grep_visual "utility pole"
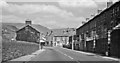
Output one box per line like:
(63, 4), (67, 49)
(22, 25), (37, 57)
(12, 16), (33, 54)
(72, 29), (76, 50)
(72, 35), (74, 50)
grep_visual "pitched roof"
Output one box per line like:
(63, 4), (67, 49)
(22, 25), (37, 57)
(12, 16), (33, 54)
(2, 23), (51, 35)
(17, 24), (51, 35)
(19, 25), (40, 31)
(52, 28), (76, 37)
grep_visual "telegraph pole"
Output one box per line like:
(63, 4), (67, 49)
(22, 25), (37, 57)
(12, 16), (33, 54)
(72, 29), (76, 50)
(72, 35), (74, 50)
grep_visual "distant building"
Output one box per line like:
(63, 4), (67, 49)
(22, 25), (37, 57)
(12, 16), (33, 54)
(52, 28), (76, 47)
(45, 31), (54, 46)
(16, 20), (41, 43)
(53, 35), (69, 46)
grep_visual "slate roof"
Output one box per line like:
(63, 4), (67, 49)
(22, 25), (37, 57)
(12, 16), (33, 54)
(16, 25), (41, 33)
(10, 23), (51, 35)
(52, 28), (76, 37)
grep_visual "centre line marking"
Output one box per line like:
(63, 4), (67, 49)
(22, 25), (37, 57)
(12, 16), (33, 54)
(64, 54), (67, 56)
(56, 49), (74, 60)
(68, 56), (74, 59)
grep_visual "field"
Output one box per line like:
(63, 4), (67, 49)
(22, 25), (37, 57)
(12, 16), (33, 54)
(2, 39), (39, 62)
(1, 23), (43, 62)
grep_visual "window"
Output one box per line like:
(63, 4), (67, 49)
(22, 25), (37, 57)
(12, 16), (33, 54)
(117, 7), (119, 12)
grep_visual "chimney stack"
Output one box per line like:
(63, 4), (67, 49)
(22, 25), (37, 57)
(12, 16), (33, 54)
(86, 18), (90, 21)
(97, 9), (102, 14)
(25, 19), (32, 25)
(107, 0), (113, 8)
(82, 21), (86, 24)
(91, 14), (95, 17)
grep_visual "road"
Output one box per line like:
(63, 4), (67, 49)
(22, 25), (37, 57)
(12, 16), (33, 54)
(30, 46), (119, 63)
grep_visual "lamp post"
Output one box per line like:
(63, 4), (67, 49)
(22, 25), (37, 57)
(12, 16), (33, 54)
(72, 35), (74, 50)
(72, 29), (76, 50)
(63, 28), (76, 50)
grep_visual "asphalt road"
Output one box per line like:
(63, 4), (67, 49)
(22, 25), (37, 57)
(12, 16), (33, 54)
(30, 46), (119, 63)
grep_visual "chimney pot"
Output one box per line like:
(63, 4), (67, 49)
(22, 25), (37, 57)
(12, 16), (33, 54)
(97, 9), (102, 14)
(25, 19), (32, 25)
(107, 0), (113, 8)
(82, 21), (86, 24)
(86, 18), (89, 21)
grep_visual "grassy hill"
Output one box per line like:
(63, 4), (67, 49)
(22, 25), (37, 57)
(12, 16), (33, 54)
(2, 23), (51, 35)
(2, 23), (18, 40)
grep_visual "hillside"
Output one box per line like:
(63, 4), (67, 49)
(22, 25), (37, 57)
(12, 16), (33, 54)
(1, 23), (18, 40)
(2, 23), (51, 35)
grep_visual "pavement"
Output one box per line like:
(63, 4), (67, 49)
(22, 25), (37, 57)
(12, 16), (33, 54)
(10, 49), (45, 61)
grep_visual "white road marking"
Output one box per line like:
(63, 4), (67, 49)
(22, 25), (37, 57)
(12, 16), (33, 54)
(64, 54), (67, 56)
(56, 49), (74, 60)
(68, 56), (74, 59)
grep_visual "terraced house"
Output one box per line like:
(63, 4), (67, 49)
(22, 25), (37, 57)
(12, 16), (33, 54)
(76, 1), (120, 58)
(16, 20), (40, 43)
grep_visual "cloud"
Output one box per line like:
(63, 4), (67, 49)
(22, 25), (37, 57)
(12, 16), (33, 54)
(93, 0), (119, 3)
(6, 0), (58, 2)
(3, 4), (74, 18)
(2, 2), (86, 29)
(32, 15), (85, 29)
(5, 0), (119, 3)
(0, 12), (1, 22)
(0, 0), (8, 15)
(58, 0), (98, 8)
(0, 0), (9, 7)
(2, 15), (24, 23)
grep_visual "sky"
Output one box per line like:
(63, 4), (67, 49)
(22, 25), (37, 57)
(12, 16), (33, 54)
(0, 0), (119, 29)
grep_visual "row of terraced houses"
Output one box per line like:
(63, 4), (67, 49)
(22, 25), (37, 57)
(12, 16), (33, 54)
(68, 1), (120, 58)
